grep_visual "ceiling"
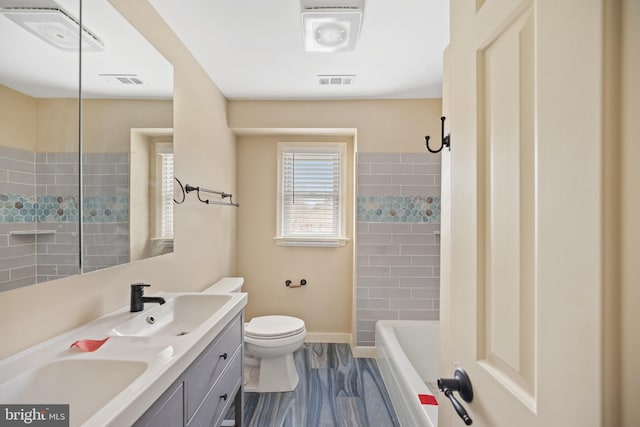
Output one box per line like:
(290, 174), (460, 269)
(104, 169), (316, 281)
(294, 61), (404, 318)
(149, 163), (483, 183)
(0, 0), (449, 101)
(0, 0), (172, 99)
(150, 0), (450, 100)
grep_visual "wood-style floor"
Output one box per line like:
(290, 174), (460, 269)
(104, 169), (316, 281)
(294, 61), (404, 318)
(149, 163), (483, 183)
(242, 343), (400, 427)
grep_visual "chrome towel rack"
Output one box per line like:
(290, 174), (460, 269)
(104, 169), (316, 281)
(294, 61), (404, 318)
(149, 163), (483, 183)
(184, 184), (240, 207)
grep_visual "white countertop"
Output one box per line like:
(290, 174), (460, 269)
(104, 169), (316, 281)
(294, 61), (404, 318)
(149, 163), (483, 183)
(0, 291), (247, 427)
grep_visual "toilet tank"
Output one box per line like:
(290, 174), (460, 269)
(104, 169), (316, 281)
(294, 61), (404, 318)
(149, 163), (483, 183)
(202, 277), (244, 294)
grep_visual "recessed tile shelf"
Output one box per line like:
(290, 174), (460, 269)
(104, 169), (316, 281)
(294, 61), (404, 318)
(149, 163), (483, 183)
(9, 230), (56, 236)
(434, 231), (440, 235)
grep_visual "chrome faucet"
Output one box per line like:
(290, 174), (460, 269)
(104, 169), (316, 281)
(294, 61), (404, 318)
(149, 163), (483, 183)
(130, 283), (166, 312)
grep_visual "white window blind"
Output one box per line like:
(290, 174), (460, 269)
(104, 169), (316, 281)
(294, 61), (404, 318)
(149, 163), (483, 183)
(277, 143), (346, 246)
(156, 144), (173, 239)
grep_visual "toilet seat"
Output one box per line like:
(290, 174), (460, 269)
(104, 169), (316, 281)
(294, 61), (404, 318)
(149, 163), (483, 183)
(245, 315), (305, 340)
(244, 330), (306, 349)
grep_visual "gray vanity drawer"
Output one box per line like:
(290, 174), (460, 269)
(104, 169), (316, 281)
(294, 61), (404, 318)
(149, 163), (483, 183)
(187, 348), (242, 427)
(184, 315), (242, 422)
(133, 381), (184, 427)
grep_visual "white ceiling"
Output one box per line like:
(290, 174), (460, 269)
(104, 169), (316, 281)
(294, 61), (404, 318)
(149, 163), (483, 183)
(150, 0), (449, 100)
(0, 0), (448, 101)
(0, 0), (172, 99)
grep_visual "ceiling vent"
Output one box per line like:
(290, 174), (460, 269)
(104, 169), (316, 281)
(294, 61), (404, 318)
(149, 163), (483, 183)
(0, 7), (104, 52)
(99, 74), (144, 86)
(301, 0), (365, 52)
(318, 74), (356, 85)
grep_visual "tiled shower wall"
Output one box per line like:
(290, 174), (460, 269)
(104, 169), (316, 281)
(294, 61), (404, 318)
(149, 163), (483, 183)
(82, 153), (129, 273)
(356, 152), (441, 347)
(0, 145), (129, 291)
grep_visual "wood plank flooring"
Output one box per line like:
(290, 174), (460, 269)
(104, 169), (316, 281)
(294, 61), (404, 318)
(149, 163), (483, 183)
(243, 343), (400, 427)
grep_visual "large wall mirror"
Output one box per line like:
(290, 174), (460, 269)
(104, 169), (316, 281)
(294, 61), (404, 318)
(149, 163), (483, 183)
(0, 0), (174, 292)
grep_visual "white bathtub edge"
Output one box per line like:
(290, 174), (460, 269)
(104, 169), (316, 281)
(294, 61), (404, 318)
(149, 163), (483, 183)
(375, 320), (439, 427)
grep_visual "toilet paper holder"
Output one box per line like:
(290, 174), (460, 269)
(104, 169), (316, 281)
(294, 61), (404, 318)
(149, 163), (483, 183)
(285, 279), (307, 287)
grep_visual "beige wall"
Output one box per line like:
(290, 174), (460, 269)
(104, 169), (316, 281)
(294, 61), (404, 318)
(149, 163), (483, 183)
(228, 99), (442, 153)
(0, 0), (236, 359)
(237, 134), (354, 336)
(0, 85), (37, 151)
(0, 84), (171, 153)
(231, 99), (442, 339)
(81, 99), (172, 153)
(35, 98), (79, 152)
(129, 131), (153, 261)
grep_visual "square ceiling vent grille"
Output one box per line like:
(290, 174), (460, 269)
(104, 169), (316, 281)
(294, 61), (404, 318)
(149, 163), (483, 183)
(318, 74), (356, 85)
(99, 74), (144, 85)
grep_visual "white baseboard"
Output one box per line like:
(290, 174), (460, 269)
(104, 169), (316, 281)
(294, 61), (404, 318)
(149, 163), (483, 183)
(304, 332), (352, 344)
(351, 346), (377, 359)
(303, 334), (377, 359)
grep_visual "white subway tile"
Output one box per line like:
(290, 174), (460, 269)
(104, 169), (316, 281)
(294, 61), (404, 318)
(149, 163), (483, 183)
(357, 320), (377, 331)
(358, 184), (402, 196)
(357, 255), (369, 266)
(410, 288), (440, 299)
(357, 277), (400, 287)
(401, 245), (440, 256)
(358, 175), (393, 185)
(357, 309), (399, 320)
(358, 153), (402, 163)
(393, 234), (433, 244)
(369, 255), (413, 266)
(357, 288), (370, 299)
(413, 163), (442, 174)
(368, 223), (412, 234)
(389, 299), (432, 309)
(392, 175), (435, 185)
(401, 153), (442, 164)
(411, 223), (440, 233)
(357, 298), (390, 309)
(400, 185), (441, 196)
(389, 266), (433, 277)
(358, 233), (393, 244)
(357, 163), (371, 174)
(358, 244), (400, 255)
(371, 163), (413, 175)
(368, 288), (412, 299)
(399, 277), (439, 288)
(357, 266), (390, 277)
(399, 310), (439, 320)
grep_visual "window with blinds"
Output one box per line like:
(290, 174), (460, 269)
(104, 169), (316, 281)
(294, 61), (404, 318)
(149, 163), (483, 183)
(155, 143), (173, 240)
(277, 143), (347, 246)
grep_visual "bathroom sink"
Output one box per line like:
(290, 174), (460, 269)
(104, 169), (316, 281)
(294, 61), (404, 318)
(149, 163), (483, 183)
(111, 294), (232, 337)
(0, 359), (147, 426)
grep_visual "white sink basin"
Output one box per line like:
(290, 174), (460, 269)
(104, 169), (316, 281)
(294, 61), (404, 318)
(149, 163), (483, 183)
(0, 359), (147, 426)
(111, 294), (232, 337)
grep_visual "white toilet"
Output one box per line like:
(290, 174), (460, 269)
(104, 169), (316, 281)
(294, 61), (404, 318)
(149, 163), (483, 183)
(203, 278), (306, 393)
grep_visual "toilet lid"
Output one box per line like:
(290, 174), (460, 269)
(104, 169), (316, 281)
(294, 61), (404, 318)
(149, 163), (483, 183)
(245, 315), (305, 339)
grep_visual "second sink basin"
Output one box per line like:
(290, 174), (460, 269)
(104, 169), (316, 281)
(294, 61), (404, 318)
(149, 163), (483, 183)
(111, 294), (232, 337)
(0, 359), (148, 426)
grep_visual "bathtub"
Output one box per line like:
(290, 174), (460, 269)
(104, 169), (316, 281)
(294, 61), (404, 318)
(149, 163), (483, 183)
(376, 320), (439, 427)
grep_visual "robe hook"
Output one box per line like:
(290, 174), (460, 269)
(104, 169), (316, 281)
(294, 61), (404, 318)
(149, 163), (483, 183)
(425, 116), (451, 153)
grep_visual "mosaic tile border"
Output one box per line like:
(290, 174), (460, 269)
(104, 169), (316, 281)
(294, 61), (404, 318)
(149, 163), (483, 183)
(357, 195), (440, 223)
(0, 194), (128, 223)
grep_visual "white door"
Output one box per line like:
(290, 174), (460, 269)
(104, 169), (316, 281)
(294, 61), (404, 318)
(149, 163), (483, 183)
(441, 0), (607, 426)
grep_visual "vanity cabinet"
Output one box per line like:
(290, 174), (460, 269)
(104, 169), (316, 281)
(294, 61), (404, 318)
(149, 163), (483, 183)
(134, 314), (243, 427)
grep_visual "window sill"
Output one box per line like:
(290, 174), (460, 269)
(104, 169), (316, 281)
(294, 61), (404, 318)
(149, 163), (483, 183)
(273, 237), (349, 247)
(151, 237), (174, 249)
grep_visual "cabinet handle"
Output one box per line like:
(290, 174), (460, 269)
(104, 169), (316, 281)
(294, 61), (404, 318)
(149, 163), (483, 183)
(220, 393), (228, 401)
(219, 352), (227, 360)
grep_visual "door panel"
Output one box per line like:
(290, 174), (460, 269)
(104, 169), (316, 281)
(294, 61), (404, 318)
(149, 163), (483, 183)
(476, 6), (535, 406)
(442, 0), (606, 425)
